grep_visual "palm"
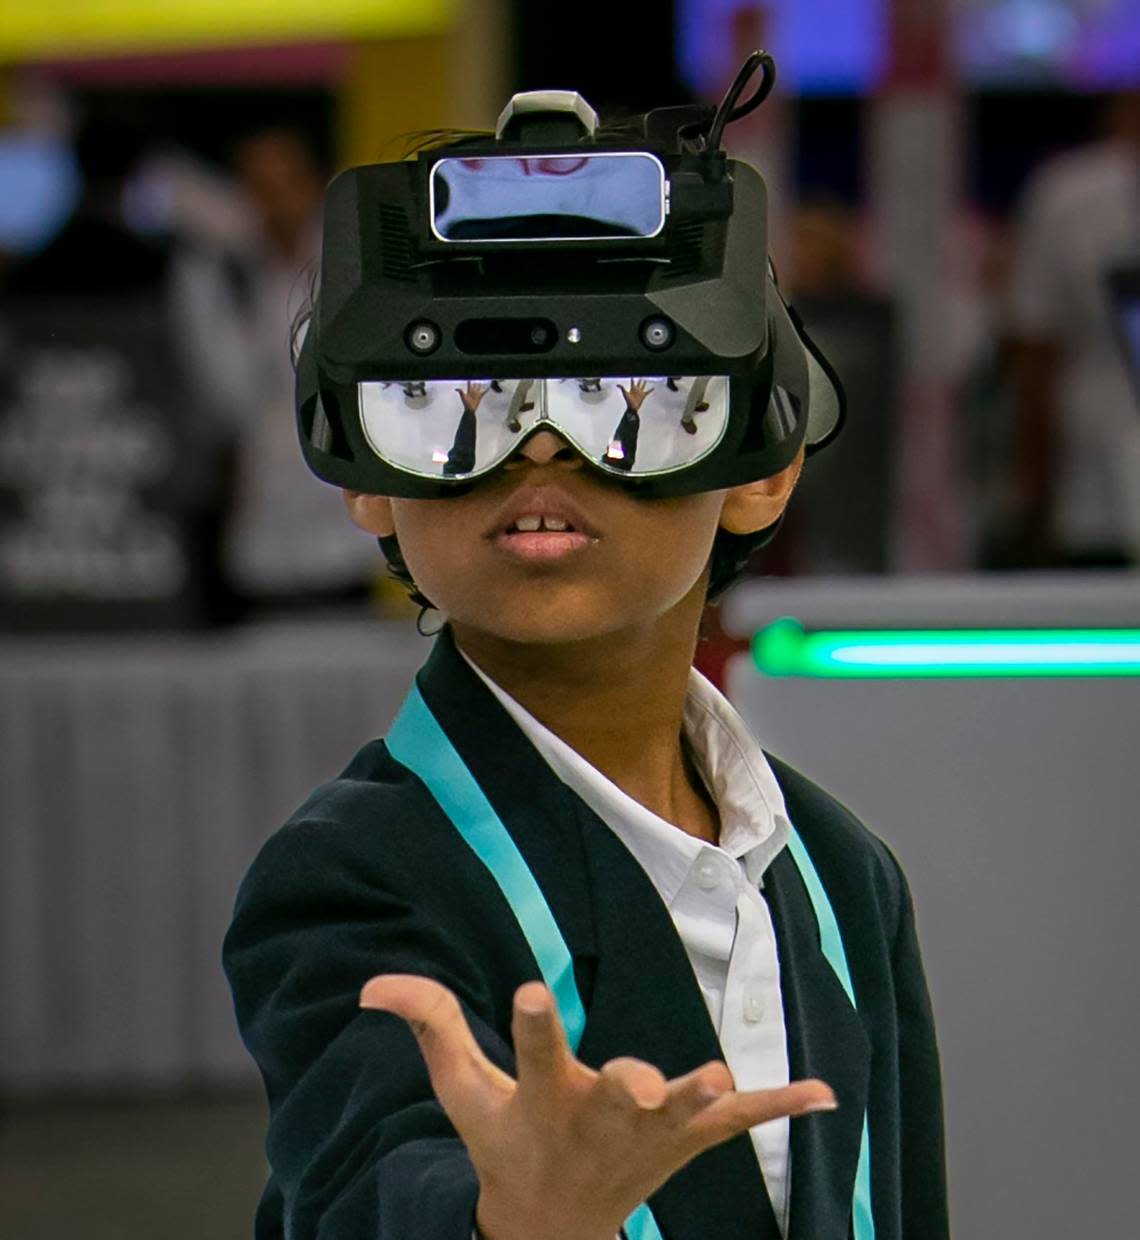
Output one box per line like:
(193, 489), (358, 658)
(458, 381), (489, 414)
(618, 379), (653, 412)
(360, 974), (834, 1240)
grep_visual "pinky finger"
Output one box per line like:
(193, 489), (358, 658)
(684, 1079), (837, 1151)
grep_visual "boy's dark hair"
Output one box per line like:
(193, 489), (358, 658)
(294, 124), (785, 616)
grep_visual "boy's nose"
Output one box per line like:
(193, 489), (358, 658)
(506, 428), (583, 470)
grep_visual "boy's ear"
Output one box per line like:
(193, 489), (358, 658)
(718, 445), (804, 535)
(343, 490), (396, 537)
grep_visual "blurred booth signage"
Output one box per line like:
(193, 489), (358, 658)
(0, 0), (454, 59)
(0, 301), (222, 629)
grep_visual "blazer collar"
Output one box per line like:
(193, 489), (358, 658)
(765, 836), (872, 1240)
(575, 807), (785, 1240)
(414, 623), (597, 961)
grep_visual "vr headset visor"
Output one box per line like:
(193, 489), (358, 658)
(295, 53), (845, 500)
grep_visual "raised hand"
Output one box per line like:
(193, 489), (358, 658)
(360, 974), (836, 1240)
(617, 378), (654, 412)
(457, 381), (490, 414)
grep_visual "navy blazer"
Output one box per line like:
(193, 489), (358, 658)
(224, 625), (948, 1239)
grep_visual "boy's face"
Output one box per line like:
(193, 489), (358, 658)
(345, 430), (802, 644)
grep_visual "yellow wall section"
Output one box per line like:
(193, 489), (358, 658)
(339, 0), (508, 169)
(340, 37), (453, 169)
(0, 2), (455, 60)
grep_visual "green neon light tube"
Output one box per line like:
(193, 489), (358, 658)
(752, 618), (1140, 679)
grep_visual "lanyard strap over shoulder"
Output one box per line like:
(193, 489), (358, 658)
(386, 682), (587, 1050)
(387, 681), (874, 1240)
(783, 835), (875, 1240)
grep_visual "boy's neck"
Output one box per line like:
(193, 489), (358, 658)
(450, 605), (721, 844)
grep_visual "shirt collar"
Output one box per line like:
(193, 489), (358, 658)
(457, 650), (790, 905)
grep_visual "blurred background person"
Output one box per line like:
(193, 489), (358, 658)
(171, 125), (378, 613)
(952, 214), (1022, 569)
(771, 196), (898, 576)
(1007, 88), (1140, 569)
(0, 105), (235, 626)
(3, 109), (169, 297)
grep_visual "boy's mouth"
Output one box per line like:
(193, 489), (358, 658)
(484, 486), (602, 541)
(493, 527), (594, 561)
(505, 514), (574, 533)
(486, 486), (601, 562)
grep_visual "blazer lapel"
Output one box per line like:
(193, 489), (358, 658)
(575, 810), (784, 1240)
(414, 625), (597, 963)
(765, 847), (871, 1240)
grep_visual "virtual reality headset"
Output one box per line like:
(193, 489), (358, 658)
(295, 52), (845, 500)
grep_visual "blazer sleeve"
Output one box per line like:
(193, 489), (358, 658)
(887, 852), (951, 1240)
(223, 816), (515, 1240)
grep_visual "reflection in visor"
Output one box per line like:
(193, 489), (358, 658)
(357, 376), (732, 480)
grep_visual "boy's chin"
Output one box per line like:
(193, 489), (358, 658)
(454, 611), (630, 647)
(448, 585), (702, 649)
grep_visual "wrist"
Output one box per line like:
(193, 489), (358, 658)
(474, 1224), (621, 1240)
(475, 1194), (617, 1240)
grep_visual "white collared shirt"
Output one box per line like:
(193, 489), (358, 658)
(461, 652), (794, 1233)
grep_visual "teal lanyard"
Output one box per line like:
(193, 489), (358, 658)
(387, 682), (874, 1240)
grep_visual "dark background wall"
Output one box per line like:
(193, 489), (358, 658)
(509, 0), (694, 114)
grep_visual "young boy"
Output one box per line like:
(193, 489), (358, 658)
(223, 62), (948, 1240)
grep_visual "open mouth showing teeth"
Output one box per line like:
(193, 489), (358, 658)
(507, 516), (575, 533)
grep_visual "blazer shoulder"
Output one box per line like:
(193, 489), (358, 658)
(292, 736), (417, 829)
(229, 738), (446, 916)
(223, 735), (529, 1008)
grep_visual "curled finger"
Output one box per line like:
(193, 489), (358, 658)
(594, 1056), (669, 1114)
(511, 982), (575, 1114)
(659, 1059), (735, 1128)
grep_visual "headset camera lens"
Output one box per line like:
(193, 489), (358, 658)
(640, 316), (674, 351)
(406, 321), (441, 355)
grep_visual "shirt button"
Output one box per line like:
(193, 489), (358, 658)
(695, 856), (722, 890)
(742, 990), (764, 1023)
